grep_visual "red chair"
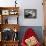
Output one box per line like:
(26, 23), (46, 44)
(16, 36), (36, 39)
(21, 28), (41, 46)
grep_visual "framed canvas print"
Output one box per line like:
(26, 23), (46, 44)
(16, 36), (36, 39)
(2, 10), (9, 15)
(24, 9), (37, 18)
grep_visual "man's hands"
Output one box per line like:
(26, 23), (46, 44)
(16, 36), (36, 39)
(25, 36), (38, 46)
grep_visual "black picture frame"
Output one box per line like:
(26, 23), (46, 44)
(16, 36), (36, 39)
(24, 9), (37, 18)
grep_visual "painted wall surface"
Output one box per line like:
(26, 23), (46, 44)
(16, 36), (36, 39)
(19, 0), (44, 26)
(0, 0), (44, 26)
(0, 0), (15, 7)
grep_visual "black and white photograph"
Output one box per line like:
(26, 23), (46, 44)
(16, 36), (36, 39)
(24, 9), (37, 18)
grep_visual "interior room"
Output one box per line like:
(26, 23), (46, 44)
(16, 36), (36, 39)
(0, 0), (45, 46)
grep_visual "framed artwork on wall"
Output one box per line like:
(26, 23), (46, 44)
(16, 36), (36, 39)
(24, 9), (37, 18)
(2, 10), (9, 15)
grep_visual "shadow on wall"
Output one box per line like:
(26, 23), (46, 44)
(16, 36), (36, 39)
(18, 26), (44, 44)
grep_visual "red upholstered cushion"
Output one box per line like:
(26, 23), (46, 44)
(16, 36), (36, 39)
(24, 28), (36, 39)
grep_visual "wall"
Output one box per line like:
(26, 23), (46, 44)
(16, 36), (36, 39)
(19, 0), (44, 26)
(0, 0), (44, 26)
(0, 0), (15, 7)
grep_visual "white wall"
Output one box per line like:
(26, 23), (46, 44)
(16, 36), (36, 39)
(0, 0), (44, 26)
(0, 0), (15, 7)
(19, 0), (44, 26)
